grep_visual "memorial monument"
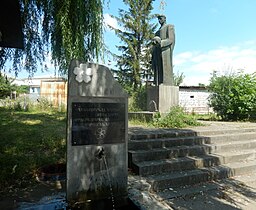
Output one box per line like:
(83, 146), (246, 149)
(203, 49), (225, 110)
(147, 15), (179, 113)
(66, 60), (128, 209)
(152, 14), (175, 85)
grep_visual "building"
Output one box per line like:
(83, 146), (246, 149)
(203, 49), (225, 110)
(179, 86), (213, 114)
(13, 76), (67, 106)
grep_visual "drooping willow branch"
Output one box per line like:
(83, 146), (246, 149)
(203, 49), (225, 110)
(0, 0), (104, 76)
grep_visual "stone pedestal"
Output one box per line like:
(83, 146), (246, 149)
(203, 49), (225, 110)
(66, 60), (128, 209)
(147, 85), (179, 114)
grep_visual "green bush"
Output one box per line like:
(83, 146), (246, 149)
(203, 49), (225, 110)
(209, 71), (256, 121)
(152, 106), (202, 128)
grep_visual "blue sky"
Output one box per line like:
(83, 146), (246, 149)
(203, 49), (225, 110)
(104, 0), (256, 85)
(14, 0), (256, 86)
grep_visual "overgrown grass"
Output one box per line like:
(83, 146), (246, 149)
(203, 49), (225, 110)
(152, 106), (203, 128)
(0, 107), (66, 190)
(129, 106), (203, 128)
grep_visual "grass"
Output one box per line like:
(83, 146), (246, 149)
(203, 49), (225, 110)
(0, 107), (66, 190)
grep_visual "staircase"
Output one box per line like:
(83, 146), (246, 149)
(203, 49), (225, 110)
(128, 125), (256, 196)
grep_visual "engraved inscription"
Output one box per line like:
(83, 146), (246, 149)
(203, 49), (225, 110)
(72, 102), (125, 145)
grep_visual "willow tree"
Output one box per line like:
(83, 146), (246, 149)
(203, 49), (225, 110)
(0, 0), (104, 76)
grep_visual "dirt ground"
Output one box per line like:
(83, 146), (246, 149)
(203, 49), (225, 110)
(0, 180), (65, 210)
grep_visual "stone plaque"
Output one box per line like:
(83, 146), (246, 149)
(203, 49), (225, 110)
(72, 102), (125, 145)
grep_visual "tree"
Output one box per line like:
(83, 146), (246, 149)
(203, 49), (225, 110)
(173, 71), (185, 86)
(0, 0), (104, 76)
(0, 73), (29, 98)
(208, 71), (256, 121)
(110, 0), (157, 93)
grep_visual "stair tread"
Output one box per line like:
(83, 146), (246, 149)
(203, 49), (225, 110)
(233, 171), (256, 184)
(196, 128), (256, 135)
(208, 139), (256, 146)
(147, 159), (256, 181)
(224, 158), (256, 169)
(214, 148), (256, 157)
(201, 128), (256, 137)
(147, 168), (209, 181)
(133, 155), (219, 167)
(129, 144), (209, 153)
(129, 135), (206, 142)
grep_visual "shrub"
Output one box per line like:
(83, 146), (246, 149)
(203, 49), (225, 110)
(209, 71), (256, 121)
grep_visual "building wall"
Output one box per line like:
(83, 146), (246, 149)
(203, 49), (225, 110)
(179, 87), (213, 114)
(40, 80), (67, 107)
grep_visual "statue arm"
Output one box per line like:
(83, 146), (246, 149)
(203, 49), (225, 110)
(153, 36), (161, 45)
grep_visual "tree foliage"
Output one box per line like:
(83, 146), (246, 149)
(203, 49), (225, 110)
(0, 0), (104, 76)
(173, 71), (185, 86)
(0, 73), (13, 98)
(110, 0), (157, 93)
(0, 73), (28, 98)
(208, 71), (256, 121)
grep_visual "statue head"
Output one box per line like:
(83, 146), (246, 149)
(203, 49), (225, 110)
(157, 14), (166, 25)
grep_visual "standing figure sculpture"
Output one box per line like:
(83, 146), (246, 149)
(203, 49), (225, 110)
(152, 15), (175, 86)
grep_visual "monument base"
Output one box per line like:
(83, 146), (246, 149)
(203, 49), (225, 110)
(147, 85), (179, 114)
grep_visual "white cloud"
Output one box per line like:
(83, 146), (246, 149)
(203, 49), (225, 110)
(103, 13), (118, 31)
(174, 41), (256, 86)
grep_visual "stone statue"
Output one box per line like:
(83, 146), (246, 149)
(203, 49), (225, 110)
(152, 14), (175, 86)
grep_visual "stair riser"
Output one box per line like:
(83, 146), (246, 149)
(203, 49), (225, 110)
(136, 157), (222, 176)
(220, 152), (256, 164)
(151, 169), (234, 191)
(128, 137), (207, 150)
(129, 147), (211, 163)
(197, 128), (256, 136)
(207, 133), (256, 144)
(150, 164), (256, 191)
(232, 165), (256, 176)
(133, 152), (256, 176)
(129, 132), (197, 141)
(210, 141), (256, 153)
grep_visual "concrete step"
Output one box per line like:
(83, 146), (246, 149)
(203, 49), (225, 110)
(128, 124), (256, 197)
(128, 136), (208, 151)
(147, 159), (256, 191)
(196, 127), (256, 136)
(147, 166), (233, 191)
(128, 145), (211, 165)
(155, 180), (221, 200)
(209, 139), (256, 153)
(132, 150), (256, 176)
(129, 129), (197, 140)
(214, 149), (256, 164)
(233, 171), (256, 188)
(224, 159), (256, 176)
(132, 155), (221, 176)
(155, 177), (256, 200)
(205, 132), (256, 144)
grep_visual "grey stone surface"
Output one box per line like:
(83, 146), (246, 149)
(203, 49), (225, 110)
(147, 84), (179, 113)
(66, 60), (128, 209)
(127, 121), (256, 210)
